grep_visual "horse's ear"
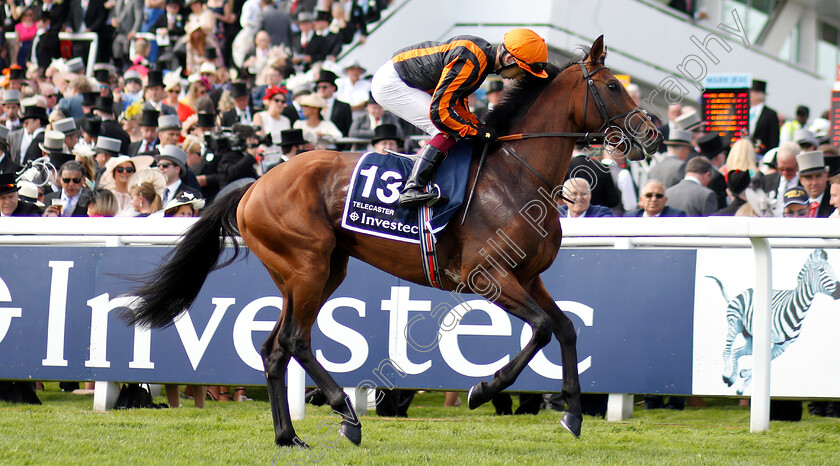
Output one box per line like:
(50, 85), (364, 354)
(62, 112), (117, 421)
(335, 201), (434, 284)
(589, 35), (605, 65)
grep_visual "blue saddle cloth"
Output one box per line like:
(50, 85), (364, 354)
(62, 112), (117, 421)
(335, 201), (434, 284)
(341, 140), (473, 243)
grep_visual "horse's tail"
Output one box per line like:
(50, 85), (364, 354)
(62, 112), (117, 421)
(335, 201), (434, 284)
(706, 275), (729, 303)
(122, 183), (253, 328)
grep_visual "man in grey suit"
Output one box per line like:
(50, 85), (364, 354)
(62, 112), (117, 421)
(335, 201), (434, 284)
(111, 0), (143, 63)
(348, 95), (404, 151)
(665, 156), (717, 216)
(647, 129), (692, 188)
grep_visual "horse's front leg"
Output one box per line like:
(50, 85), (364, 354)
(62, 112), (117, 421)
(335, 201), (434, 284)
(527, 277), (582, 437)
(465, 277), (554, 412)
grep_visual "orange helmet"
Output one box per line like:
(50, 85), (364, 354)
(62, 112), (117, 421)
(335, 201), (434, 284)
(503, 29), (549, 78)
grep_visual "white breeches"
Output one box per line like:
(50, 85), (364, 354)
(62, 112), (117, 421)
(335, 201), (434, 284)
(370, 61), (439, 136)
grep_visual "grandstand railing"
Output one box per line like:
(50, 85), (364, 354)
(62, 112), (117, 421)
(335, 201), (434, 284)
(2, 216), (837, 432)
(5, 32), (100, 77)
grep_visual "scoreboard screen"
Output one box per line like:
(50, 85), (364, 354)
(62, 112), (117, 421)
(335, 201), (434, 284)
(830, 90), (840, 148)
(701, 88), (749, 145)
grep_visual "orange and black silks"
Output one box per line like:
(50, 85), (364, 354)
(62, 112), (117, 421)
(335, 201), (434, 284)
(392, 36), (497, 139)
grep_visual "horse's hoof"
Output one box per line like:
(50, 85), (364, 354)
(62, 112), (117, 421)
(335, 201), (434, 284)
(340, 421), (362, 446)
(722, 375), (733, 387)
(276, 435), (308, 448)
(467, 382), (489, 410)
(560, 412), (582, 439)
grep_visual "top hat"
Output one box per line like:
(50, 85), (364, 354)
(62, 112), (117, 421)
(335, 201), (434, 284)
(0, 172), (19, 196)
(94, 95), (116, 114)
(726, 170), (750, 195)
(794, 129), (818, 148)
(697, 132), (726, 158)
(751, 79), (767, 94)
(82, 92), (99, 107)
(147, 70), (165, 88)
(487, 80), (504, 94)
(783, 186), (809, 207)
(367, 91), (378, 105)
(39, 130), (66, 153)
(156, 145), (188, 173)
(297, 11), (315, 22)
(279, 129), (308, 147)
(7, 66), (23, 81)
(123, 70), (143, 84)
(663, 129), (693, 146)
(20, 105), (48, 124)
(199, 61), (217, 75)
(371, 124), (402, 145)
(675, 110), (703, 131)
(2, 89), (20, 104)
(66, 57), (85, 74)
(315, 10), (331, 22)
(796, 150), (828, 176)
(205, 47), (219, 61)
(49, 152), (75, 168)
(139, 109), (160, 127)
(95, 136), (122, 155)
(825, 155), (840, 178)
(93, 64), (112, 84)
(80, 115), (102, 136)
(158, 114), (181, 132)
(231, 81), (249, 98)
(343, 60), (366, 74)
(314, 69), (338, 87)
(53, 117), (77, 135)
(196, 112), (215, 128)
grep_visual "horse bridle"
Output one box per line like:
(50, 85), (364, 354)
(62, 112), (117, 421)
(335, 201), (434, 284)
(461, 61), (657, 223)
(494, 61), (655, 191)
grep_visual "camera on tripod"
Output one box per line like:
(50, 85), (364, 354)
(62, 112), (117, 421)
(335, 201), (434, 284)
(204, 124), (273, 156)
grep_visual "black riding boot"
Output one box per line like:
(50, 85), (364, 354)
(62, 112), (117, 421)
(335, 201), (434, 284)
(399, 144), (447, 208)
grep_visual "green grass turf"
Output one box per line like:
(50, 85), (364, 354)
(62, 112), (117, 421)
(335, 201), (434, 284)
(1, 384), (839, 465)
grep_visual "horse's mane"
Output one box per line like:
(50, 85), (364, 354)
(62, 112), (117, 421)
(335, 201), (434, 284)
(485, 47), (594, 136)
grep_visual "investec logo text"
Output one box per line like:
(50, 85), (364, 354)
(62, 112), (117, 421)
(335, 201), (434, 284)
(0, 261), (593, 378)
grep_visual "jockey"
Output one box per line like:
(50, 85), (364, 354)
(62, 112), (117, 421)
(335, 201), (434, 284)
(370, 28), (549, 208)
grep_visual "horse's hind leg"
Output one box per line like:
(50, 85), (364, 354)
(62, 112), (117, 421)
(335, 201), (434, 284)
(529, 278), (583, 438)
(260, 301), (300, 447)
(285, 251), (362, 445)
(260, 274), (299, 447)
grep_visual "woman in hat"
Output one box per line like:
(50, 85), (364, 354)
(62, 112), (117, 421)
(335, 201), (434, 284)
(163, 190), (205, 217)
(292, 93), (342, 150)
(103, 155), (139, 216)
(370, 28), (550, 208)
(253, 86), (290, 145)
(177, 21), (221, 75)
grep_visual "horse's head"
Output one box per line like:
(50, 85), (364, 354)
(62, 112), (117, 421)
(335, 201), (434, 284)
(805, 249), (840, 299)
(572, 36), (662, 161)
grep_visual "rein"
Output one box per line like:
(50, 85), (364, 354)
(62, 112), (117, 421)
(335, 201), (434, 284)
(459, 61), (656, 223)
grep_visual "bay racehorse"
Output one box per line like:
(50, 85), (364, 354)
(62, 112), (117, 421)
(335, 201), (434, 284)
(125, 36), (662, 447)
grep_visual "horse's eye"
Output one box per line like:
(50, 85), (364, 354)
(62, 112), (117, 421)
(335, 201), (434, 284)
(607, 82), (618, 90)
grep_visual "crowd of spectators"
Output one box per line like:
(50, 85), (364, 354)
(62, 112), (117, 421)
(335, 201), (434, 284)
(0, 1), (837, 416)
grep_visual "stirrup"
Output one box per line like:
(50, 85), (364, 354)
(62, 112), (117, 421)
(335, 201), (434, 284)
(399, 184), (448, 208)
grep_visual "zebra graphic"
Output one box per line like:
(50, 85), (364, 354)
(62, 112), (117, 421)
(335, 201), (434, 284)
(708, 249), (840, 395)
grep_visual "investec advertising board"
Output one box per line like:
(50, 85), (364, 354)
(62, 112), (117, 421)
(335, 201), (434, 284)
(0, 247), (697, 394)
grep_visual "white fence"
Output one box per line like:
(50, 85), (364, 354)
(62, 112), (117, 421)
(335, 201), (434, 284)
(2, 216), (838, 431)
